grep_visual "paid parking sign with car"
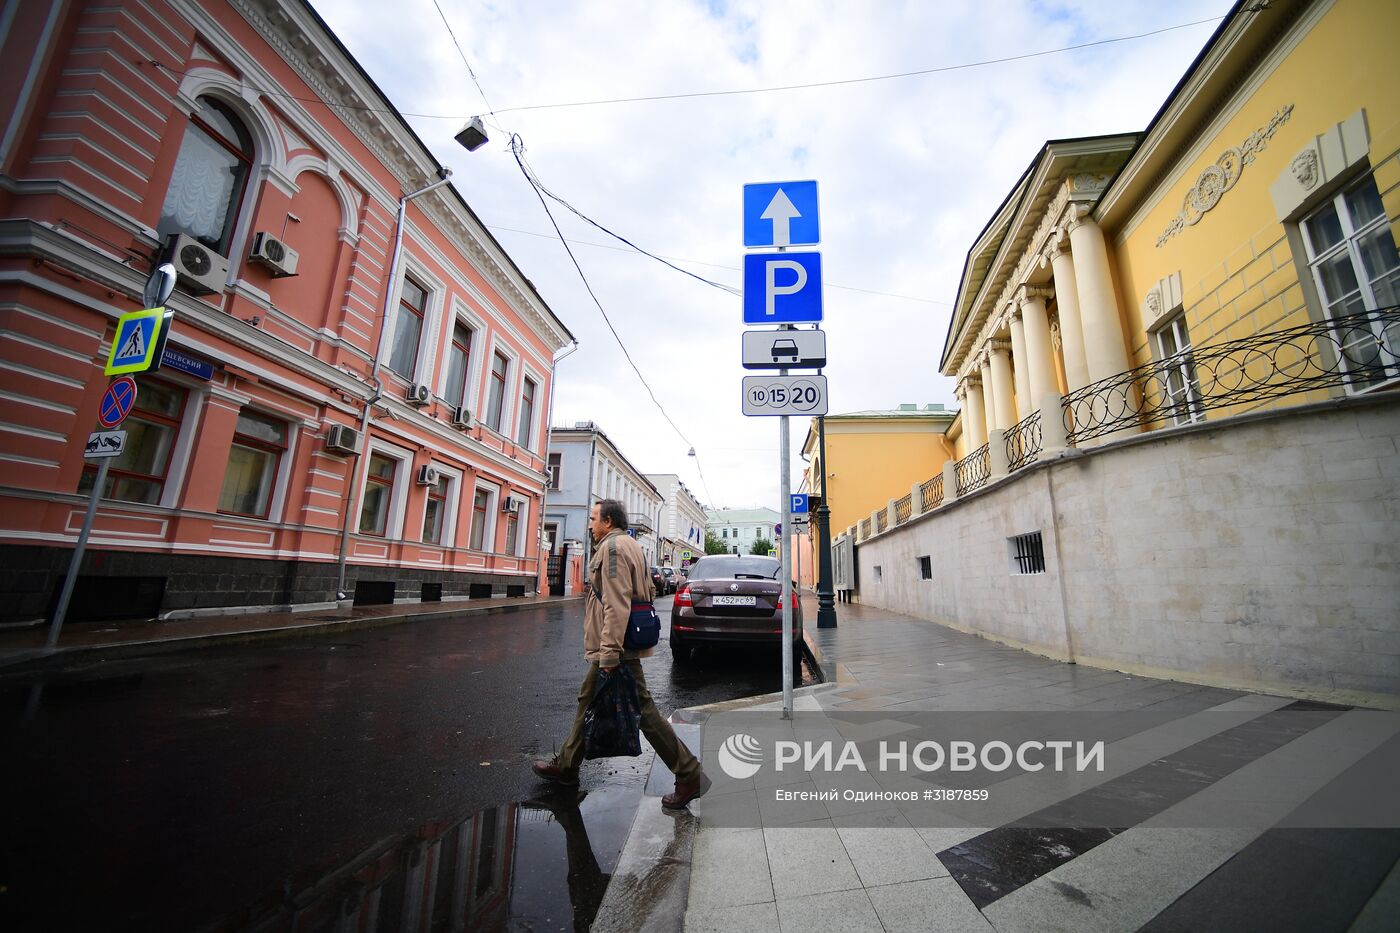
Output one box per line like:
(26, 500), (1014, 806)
(742, 329), (826, 370)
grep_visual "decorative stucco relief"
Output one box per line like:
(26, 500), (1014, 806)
(1156, 104), (1294, 247)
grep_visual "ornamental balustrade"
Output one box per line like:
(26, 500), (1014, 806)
(919, 474), (944, 512)
(955, 443), (991, 496)
(895, 494), (912, 524)
(859, 305), (1397, 542)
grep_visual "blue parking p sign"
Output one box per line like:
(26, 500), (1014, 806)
(743, 252), (822, 325)
(790, 494), (809, 515)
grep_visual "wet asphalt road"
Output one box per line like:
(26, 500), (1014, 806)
(0, 596), (814, 932)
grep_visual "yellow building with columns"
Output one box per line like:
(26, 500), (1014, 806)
(943, 0), (1399, 456)
(797, 405), (957, 586)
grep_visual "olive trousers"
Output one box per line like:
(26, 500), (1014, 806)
(554, 659), (702, 781)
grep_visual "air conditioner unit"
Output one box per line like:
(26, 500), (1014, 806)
(404, 383), (431, 406)
(325, 424), (360, 455)
(501, 496), (522, 514)
(451, 406), (474, 429)
(416, 464), (441, 486)
(249, 231), (299, 277)
(165, 232), (229, 295)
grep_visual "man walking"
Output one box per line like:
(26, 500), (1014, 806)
(533, 499), (710, 809)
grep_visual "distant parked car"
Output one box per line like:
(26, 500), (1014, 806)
(650, 566), (666, 598)
(660, 567), (677, 593)
(669, 554), (802, 662)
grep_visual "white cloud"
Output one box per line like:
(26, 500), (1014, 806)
(310, 0), (1234, 508)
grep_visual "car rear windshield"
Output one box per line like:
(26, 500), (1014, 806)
(686, 557), (780, 580)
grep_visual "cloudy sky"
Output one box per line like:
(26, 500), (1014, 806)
(311, 0), (1235, 510)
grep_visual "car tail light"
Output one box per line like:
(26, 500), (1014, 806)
(675, 584), (693, 609)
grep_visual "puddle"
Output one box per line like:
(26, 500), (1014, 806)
(212, 783), (641, 933)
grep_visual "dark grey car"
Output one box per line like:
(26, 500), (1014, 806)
(670, 555), (801, 660)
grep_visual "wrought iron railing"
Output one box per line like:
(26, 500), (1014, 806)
(920, 474), (944, 512)
(875, 509), (888, 534)
(860, 517), (871, 539)
(1064, 305), (1400, 444)
(1005, 410), (1042, 472)
(955, 443), (990, 495)
(895, 494), (912, 525)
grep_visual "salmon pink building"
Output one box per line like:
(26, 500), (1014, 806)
(0, 0), (574, 623)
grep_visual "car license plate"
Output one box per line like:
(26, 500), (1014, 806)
(712, 595), (756, 606)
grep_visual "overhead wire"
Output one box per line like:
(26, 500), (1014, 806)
(141, 12), (1232, 122)
(508, 133), (718, 507)
(482, 221), (951, 306)
(491, 16), (1228, 114)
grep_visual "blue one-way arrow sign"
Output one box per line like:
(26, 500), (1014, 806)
(744, 180), (819, 248)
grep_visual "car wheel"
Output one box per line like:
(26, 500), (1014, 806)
(669, 631), (691, 662)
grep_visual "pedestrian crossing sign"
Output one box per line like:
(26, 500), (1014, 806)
(105, 307), (166, 375)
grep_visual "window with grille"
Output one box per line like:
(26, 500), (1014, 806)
(1008, 532), (1046, 575)
(1301, 172), (1400, 391)
(918, 555), (933, 580)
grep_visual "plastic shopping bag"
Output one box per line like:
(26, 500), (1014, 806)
(583, 664), (643, 759)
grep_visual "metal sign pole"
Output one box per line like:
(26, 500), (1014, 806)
(48, 456), (110, 648)
(779, 328), (794, 719)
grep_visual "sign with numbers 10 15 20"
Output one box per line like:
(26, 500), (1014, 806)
(741, 374), (828, 417)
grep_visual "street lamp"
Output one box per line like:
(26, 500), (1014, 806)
(454, 116), (489, 152)
(815, 413), (837, 627)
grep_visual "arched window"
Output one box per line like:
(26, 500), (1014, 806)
(158, 96), (254, 254)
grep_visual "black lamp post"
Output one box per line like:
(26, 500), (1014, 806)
(815, 413), (837, 628)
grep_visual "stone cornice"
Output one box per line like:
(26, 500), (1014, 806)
(954, 172), (1110, 382)
(228, 0), (573, 352)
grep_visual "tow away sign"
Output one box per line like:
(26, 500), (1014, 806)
(84, 430), (127, 459)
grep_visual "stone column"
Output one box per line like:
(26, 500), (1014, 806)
(1067, 209), (1132, 384)
(1018, 285), (1059, 406)
(1008, 311), (1032, 421)
(1048, 236), (1090, 391)
(960, 378), (986, 451)
(988, 339), (1016, 429)
(978, 355), (997, 442)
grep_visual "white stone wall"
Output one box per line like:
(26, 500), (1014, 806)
(855, 395), (1400, 706)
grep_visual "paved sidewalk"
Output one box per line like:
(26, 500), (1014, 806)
(607, 596), (1400, 933)
(0, 593), (581, 671)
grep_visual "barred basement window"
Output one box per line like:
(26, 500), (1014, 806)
(918, 555), (933, 580)
(1008, 532), (1046, 575)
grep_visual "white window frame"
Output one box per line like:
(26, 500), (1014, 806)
(505, 494), (529, 557)
(220, 405), (298, 521)
(516, 363), (544, 451)
(436, 298), (486, 412)
(385, 255), (444, 386)
(482, 337), (518, 437)
(420, 461), (464, 547)
(359, 437), (413, 539)
(1151, 311), (1204, 426)
(1299, 173), (1400, 393)
(469, 478), (500, 552)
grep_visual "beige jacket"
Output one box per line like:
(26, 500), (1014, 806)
(585, 528), (654, 666)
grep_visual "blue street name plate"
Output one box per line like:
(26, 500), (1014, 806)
(742, 252), (823, 325)
(160, 348), (214, 380)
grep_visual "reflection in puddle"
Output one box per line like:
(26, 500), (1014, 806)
(219, 785), (634, 933)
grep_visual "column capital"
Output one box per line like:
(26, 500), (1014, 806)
(1018, 284), (1053, 305)
(1065, 202), (1096, 235)
(1045, 227), (1070, 261)
(989, 338), (1013, 354)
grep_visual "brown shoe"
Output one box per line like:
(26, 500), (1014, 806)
(662, 772), (712, 810)
(531, 759), (579, 786)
